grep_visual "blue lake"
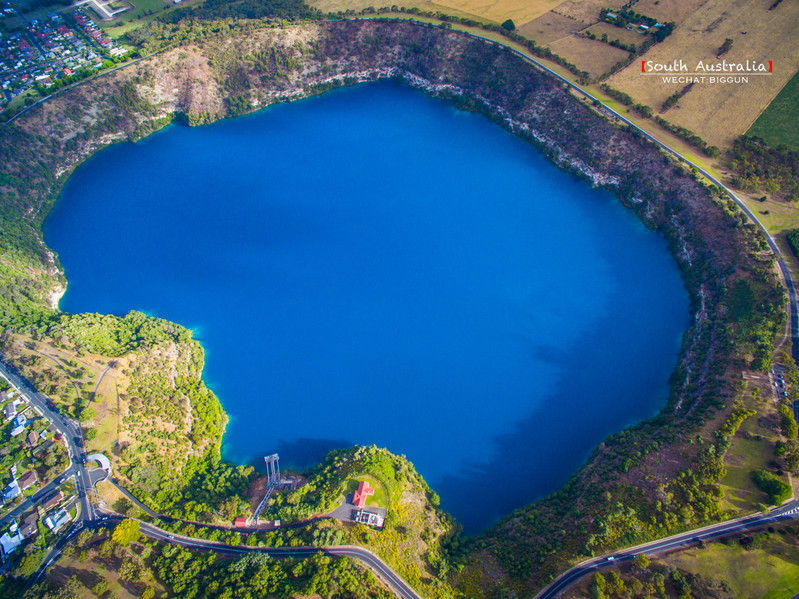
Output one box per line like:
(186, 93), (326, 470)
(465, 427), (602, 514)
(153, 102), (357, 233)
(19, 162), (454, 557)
(44, 81), (690, 532)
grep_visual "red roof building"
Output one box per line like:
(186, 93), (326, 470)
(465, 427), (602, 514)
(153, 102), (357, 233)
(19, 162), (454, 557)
(353, 480), (374, 508)
(18, 470), (38, 491)
(233, 517), (247, 527)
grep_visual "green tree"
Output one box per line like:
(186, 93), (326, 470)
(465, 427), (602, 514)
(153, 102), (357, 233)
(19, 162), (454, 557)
(92, 579), (109, 596)
(111, 519), (140, 546)
(633, 553), (650, 570)
(778, 404), (798, 438)
(607, 571), (626, 595)
(501, 19), (515, 31)
(14, 550), (45, 578)
(750, 469), (792, 505)
(717, 38), (734, 56)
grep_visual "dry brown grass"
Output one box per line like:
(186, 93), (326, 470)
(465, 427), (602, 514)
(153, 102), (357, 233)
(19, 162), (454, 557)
(308, 0), (559, 23)
(633, 0), (711, 25)
(96, 479), (129, 511)
(549, 34), (631, 77)
(552, 0), (625, 24)
(431, 0), (560, 23)
(308, 0), (490, 21)
(607, 0), (799, 148)
(517, 11), (583, 45)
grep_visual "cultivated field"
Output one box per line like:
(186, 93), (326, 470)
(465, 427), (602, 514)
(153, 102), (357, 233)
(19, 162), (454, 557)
(549, 35), (630, 77)
(632, 0), (710, 25)
(516, 12), (583, 45)
(747, 70), (799, 151)
(308, 0), (560, 23)
(551, 0), (624, 24)
(430, 0), (560, 25)
(607, 0), (799, 148)
(308, 0), (492, 21)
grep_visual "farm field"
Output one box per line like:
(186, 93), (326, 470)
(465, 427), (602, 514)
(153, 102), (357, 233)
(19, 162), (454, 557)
(549, 35), (630, 77)
(550, 0), (624, 24)
(632, 0), (709, 25)
(516, 12), (582, 45)
(747, 70), (799, 151)
(607, 0), (799, 149)
(429, 0), (560, 26)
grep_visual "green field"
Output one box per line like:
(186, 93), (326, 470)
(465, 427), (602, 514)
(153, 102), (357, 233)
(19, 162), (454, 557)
(719, 381), (789, 514)
(747, 70), (799, 151)
(667, 532), (799, 599)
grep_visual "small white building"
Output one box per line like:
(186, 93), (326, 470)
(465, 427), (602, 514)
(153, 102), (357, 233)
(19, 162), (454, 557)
(354, 510), (385, 528)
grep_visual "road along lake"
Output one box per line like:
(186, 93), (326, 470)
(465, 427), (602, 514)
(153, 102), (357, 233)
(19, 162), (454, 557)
(44, 80), (690, 532)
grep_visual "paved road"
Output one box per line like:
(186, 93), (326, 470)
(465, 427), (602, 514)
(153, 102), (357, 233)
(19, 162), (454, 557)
(62, 514), (423, 599)
(535, 500), (799, 598)
(134, 518), (421, 599)
(0, 359), (420, 599)
(0, 359), (94, 525)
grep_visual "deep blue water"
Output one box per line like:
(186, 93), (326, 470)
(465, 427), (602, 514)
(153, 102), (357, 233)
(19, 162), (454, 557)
(44, 81), (690, 533)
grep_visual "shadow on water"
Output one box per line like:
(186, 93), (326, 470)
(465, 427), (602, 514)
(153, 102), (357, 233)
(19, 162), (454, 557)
(435, 290), (687, 534)
(244, 437), (354, 472)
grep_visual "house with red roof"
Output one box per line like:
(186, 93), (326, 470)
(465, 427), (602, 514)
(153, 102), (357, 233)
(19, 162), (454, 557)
(352, 480), (374, 508)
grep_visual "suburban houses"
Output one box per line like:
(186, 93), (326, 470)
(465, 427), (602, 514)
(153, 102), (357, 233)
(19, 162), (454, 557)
(0, 382), (76, 565)
(0, 8), (128, 109)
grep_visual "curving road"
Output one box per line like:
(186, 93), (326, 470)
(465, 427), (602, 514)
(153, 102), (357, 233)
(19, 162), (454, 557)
(34, 512), (422, 599)
(535, 499), (799, 598)
(0, 358), (420, 599)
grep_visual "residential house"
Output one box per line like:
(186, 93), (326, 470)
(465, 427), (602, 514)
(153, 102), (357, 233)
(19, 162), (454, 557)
(44, 508), (70, 533)
(19, 521), (37, 538)
(0, 530), (23, 559)
(2, 480), (20, 503)
(2, 401), (16, 421)
(352, 480), (374, 508)
(18, 470), (37, 491)
(41, 491), (63, 512)
(10, 414), (27, 436)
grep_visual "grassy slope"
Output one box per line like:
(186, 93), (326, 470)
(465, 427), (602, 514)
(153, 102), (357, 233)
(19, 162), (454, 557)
(667, 531), (799, 599)
(719, 380), (790, 513)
